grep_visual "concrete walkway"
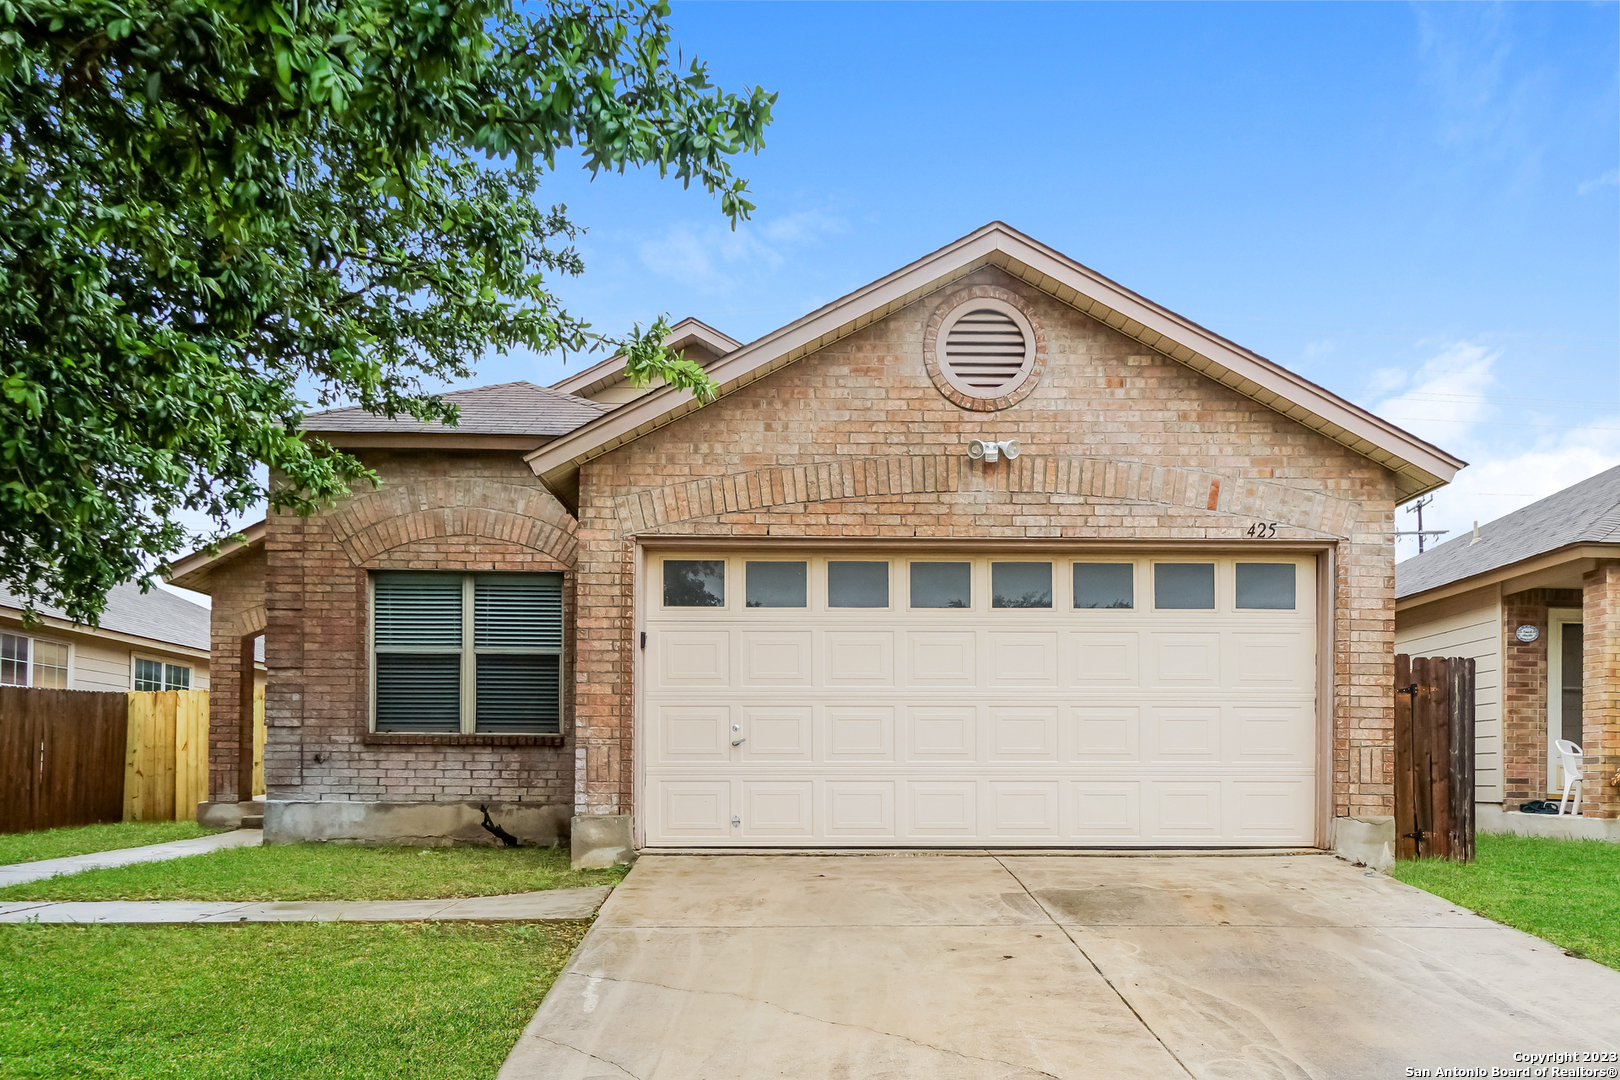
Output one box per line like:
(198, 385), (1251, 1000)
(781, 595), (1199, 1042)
(500, 853), (1620, 1080)
(0, 884), (611, 924)
(0, 828), (263, 887)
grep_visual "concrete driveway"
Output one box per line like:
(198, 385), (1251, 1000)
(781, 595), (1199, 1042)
(499, 853), (1620, 1080)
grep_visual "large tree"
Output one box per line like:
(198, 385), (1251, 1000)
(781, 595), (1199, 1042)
(0, 0), (771, 622)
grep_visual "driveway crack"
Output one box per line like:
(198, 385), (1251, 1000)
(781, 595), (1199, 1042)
(992, 855), (1197, 1079)
(531, 1033), (643, 1079)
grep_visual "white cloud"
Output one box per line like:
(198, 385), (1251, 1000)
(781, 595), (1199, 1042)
(1363, 342), (1500, 447)
(637, 209), (847, 293)
(1577, 167), (1620, 195)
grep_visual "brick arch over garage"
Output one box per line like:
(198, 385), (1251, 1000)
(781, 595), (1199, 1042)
(606, 453), (1361, 540)
(329, 478), (579, 567)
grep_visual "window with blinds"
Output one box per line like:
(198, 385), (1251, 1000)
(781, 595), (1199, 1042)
(371, 572), (563, 734)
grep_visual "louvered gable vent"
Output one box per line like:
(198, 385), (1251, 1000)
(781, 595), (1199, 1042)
(936, 298), (1037, 399)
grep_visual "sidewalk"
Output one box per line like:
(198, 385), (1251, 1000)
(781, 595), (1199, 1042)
(0, 829), (263, 887)
(0, 885), (611, 924)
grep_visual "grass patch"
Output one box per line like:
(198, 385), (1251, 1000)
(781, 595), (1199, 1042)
(0, 842), (626, 903)
(0, 921), (586, 1079)
(0, 821), (219, 867)
(1391, 832), (1620, 971)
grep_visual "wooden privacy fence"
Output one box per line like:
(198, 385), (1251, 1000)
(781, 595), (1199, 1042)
(0, 686), (128, 833)
(1394, 655), (1477, 862)
(124, 690), (210, 823)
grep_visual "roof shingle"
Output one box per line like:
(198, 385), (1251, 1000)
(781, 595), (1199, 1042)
(302, 380), (608, 436)
(1395, 464), (1620, 599)
(0, 580), (210, 651)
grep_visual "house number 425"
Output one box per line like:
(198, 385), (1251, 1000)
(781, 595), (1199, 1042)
(1245, 522), (1279, 539)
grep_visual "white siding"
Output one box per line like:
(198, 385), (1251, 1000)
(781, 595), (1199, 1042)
(73, 638), (136, 692)
(1396, 587), (1503, 804)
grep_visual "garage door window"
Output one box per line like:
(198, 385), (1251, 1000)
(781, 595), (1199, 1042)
(1236, 563), (1296, 610)
(1154, 563), (1215, 610)
(746, 562), (807, 608)
(372, 572), (563, 734)
(1073, 563), (1133, 609)
(991, 562), (1052, 608)
(664, 560), (726, 608)
(910, 562), (971, 609)
(828, 561), (889, 608)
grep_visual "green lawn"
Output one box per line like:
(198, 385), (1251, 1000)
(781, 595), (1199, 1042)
(0, 921), (585, 1080)
(0, 821), (220, 867)
(1391, 833), (1620, 971)
(0, 841), (625, 902)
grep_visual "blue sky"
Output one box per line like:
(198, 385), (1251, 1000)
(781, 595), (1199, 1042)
(180, 1), (1619, 581)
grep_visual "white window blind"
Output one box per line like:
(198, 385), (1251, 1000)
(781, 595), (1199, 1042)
(372, 572), (563, 734)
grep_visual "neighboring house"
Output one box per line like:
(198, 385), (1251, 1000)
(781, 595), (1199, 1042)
(170, 222), (1480, 860)
(1396, 465), (1620, 832)
(0, 580), (212, 693)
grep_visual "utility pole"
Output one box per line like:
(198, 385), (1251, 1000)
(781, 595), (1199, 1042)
(1395, 495), (1449, 553)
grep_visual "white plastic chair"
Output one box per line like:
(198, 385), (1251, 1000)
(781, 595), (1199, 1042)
(1555, 740), (1584, 817)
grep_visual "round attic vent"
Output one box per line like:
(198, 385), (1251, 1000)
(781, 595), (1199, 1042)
(936, 298), (1037, 399)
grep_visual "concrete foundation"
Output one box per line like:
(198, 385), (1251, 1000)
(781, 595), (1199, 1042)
(197, 800), (264, 830)
(1330, 814), (1395, 870)
(1477, 803), (1620, 842)
(262, 800), (571, 846)
(571, 814), (636, 869)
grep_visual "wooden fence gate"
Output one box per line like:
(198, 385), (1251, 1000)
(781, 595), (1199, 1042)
(124, 690), (210, 823)
(0, 687), (129, 833)
(1394, 655), (1476, 862)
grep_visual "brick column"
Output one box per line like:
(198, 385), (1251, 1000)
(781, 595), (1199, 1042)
(1581, 563), (1620, 817)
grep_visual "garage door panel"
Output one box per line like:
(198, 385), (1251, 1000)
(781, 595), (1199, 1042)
(658, 631), (730, 687)
(907, 633), (977, 685)
(907, 782), (978, 837)
(826, 706), (895, 760)
(1071, 781), (1143, 839)
(990, 706), (1059, 760)
(1231, 633), (1313, 689)
(825, 632), (895, 685)
(906, 706), (978, 760)
(741, 707), (812, 761)
(1071, 706), (1141, 762)
(1150, 634), (1221, 687)
(658, 706), (732, 762)
(1149, 782), (1224, 839)
(1227, 781), (1314, 839)
(1070, 632), (1141, 687)
(1151, 707), (1223, 762)
(826, 782), (896, 838)
(989, 782), (1061, 838)
(740, 782), (814, 839)
(742, 631), (813, 686)
(657, 781), (732, 840)
(989, 633), (1058, 685)
(1232, 706), (1312, 763)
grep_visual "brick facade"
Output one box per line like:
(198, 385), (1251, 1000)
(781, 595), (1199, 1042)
(204, 546), (265, 802)
(258, 451), (578, 810)
(1582, 564), (1620, 817)
(573, 267), (1405, 823)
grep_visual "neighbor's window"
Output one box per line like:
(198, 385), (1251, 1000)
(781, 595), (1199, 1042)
(372, 572), (563, 735)
(134, 657), (190, 692)
(1073, 564), (1134, 609)
(1154, 563), (1216, 610)
(1235, 563), (1296, 610)
(746, 562), (807, 608)
(663, 560), (725, 607)
(1, 634), (69, 688)
(910, 562), (971, 609)
(991, 562), (1052, 609)
(32, 641), (68, 688)
(828, 561), (889, 608)
(1, 633), (27, 686)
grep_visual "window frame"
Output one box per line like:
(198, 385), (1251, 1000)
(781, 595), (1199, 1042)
(368, 572), (565, 735)
(1, 632), (74, 689)
(132, 653), (189, 692)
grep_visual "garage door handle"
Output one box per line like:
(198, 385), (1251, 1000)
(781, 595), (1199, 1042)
(731, 736), (746, 746)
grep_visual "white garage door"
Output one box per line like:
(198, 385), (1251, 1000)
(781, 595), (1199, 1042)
(641, 553), (1317, 848)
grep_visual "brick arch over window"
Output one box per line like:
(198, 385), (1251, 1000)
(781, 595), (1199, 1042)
(607, 454), (1359, 540)
(330, 479), (579, 567)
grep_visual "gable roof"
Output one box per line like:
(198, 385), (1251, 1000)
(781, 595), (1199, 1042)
(1395, 464), (1620, 600)
(0, 579), (210, 652)
(303, 380), (608, 440)
(524, 222), (1465, 510)
(550, 318), (742, 398)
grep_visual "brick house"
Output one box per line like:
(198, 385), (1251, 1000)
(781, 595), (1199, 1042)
(1396, 465), (1620, 837)
(169, 223), (1467, 862)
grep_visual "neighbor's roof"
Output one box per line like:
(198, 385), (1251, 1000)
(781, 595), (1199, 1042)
(0, 579), (210, 652)
(524, 221), (1466, 508)
(302, 380), (608, 437)
(1395, 464), (1620, 600)
(550, 317), (742, 398)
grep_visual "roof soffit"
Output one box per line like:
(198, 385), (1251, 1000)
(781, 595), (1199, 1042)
(526, 223), (1465, 502)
